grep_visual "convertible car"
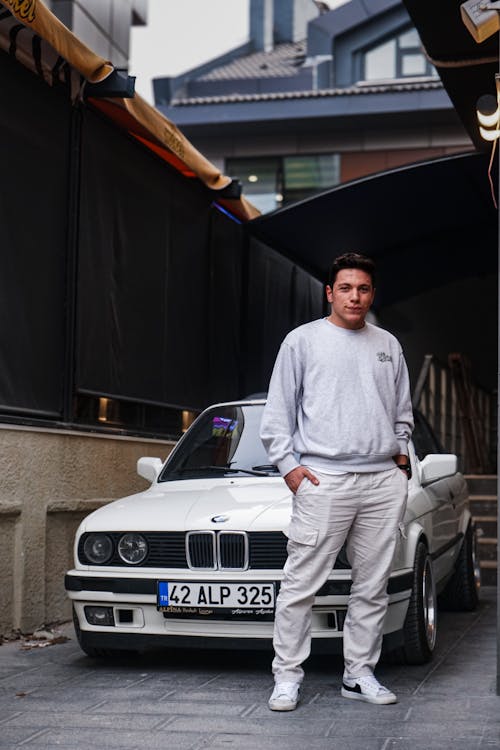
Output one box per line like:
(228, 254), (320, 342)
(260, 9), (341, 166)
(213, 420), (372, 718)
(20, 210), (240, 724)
(66, 399), (480, 662)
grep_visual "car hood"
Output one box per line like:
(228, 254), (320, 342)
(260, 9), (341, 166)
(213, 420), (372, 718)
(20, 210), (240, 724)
(81, 477), (292, 534)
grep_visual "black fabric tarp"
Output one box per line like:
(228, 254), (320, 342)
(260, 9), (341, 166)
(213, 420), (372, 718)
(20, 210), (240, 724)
(77, 109), (233, 410)
(205, 206), (243, 404)
(0, 45), (326, 423)
(0, 49), (70, 417)
(76, 112), (323, 408)
(242, 236), (324, 395)
(248, 151), (497, 310)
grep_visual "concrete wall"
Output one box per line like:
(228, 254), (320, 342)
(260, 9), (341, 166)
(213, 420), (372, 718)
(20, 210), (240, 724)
(0, 425), (174, 637)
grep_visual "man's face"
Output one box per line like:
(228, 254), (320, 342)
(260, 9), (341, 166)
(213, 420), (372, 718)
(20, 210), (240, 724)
(326, 268), (375, 330)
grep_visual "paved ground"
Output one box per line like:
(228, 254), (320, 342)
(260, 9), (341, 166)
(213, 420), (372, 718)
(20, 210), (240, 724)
(0, 587), (498, 750)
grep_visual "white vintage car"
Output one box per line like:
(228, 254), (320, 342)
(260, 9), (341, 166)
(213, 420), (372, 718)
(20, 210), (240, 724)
(66, 399), (480, 662)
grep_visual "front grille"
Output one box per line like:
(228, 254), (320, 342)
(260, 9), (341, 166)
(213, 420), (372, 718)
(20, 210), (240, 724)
(218, 532), (248, 570)
(249, 532), (287, 568)
(186, 531), (249, 570)
(77, 531), (348, 570)
(187, 531), (217, 570)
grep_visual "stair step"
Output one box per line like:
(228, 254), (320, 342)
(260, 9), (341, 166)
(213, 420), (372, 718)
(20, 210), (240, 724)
(480, 565), (497, 586)
(480, 560), (498, 569)
(469, 499), (498, 515)
(478, 538), (498, 562)
(465, 475), (498, 495)
(473, 518), (497, 537)
(480, 559), (497, 586)
(462, 476), (497, 583)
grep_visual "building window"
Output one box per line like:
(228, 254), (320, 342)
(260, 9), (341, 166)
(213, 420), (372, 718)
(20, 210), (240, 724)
(363, 27), (437, 82)
(228, 154), (340, 214)
(74, 394), (196, 441)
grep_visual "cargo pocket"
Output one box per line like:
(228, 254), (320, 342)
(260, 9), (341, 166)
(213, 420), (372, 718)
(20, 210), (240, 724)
(286, 518), (319, 546)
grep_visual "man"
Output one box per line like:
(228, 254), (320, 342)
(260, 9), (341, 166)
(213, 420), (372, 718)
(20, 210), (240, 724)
(260, 252), (413, 711)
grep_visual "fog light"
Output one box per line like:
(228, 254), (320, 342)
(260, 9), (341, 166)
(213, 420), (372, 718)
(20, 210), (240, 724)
(84, 606), (115, 626)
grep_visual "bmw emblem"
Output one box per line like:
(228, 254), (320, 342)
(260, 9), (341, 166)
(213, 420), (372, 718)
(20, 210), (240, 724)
(211, 515), (229, 523)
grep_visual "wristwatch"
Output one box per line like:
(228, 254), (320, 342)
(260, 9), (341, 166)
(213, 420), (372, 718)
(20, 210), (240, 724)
(397, 462), (412, 479)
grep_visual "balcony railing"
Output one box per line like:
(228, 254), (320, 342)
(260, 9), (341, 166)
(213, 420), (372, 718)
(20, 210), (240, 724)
(412, 353), (495, 474)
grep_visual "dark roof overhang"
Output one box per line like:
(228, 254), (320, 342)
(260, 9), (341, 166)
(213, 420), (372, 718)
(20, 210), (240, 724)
(402, 0), (499, 150)
(247, 151), (497, 307)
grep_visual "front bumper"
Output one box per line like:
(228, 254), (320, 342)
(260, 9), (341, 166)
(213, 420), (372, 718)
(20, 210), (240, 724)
(66, 569), (413, 647)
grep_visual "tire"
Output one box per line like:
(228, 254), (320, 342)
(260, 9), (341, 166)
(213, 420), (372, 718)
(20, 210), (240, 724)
(439, 523), (480, 612)
(396, 541), (437, 665)
(72, 607), (130, 659)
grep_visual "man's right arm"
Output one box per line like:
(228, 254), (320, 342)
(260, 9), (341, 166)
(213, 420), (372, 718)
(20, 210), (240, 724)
(260, 341), (319, 492)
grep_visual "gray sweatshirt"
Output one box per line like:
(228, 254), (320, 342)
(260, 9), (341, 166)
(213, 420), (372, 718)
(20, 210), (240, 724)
(260, 318), (414, 476)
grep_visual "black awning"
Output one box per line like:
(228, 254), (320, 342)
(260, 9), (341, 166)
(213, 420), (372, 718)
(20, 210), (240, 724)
(403, 0), (499, 150)
(248, 151), (497, 308)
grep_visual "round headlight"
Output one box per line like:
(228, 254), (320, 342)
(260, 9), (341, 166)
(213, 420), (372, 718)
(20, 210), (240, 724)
(83, 534), (113, 565)
(118, 533), (148, 565)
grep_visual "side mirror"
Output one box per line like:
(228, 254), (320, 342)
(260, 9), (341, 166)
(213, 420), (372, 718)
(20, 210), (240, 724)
(419, 454), (457, 485)
(137, 457), (163, 483)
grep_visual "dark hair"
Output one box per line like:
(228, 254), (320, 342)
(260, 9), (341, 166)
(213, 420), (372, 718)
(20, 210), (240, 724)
(328, 252), (376, 288)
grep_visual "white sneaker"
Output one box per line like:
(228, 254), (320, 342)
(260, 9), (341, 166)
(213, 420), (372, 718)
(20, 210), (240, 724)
(268, 681), (301, 711)
(341, 674), (397, 705)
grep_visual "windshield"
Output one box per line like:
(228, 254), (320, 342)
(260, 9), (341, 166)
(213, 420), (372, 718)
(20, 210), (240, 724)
(159, 403), (278, 481)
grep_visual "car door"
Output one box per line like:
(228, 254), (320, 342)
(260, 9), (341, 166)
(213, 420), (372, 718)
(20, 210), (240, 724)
(412, 411), (461, 583)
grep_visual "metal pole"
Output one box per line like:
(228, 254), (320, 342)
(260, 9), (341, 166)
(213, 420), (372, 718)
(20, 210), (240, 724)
(62, 103), (83, 423)
(497, 34), (500, 693)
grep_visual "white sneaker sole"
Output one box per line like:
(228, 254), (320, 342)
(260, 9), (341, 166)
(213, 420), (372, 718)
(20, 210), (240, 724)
(341, 686), (397, 705)
(267, 701), (298, 711)
(268, 698), (299, 711)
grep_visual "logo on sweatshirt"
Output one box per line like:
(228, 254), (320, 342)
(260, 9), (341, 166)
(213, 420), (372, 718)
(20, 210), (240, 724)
(377, 351), (392, 362)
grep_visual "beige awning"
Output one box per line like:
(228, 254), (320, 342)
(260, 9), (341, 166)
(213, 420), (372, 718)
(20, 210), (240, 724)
(0, 0), (259, 221)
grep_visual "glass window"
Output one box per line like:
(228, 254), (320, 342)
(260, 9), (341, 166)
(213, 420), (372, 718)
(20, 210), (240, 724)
(398, 29), (420, 48)
(284, 154), (340, 203)
(227, 153), (341, 214)
(402, 53), (427, 77)
(364, 39), (396, 81)
(74, 394), (189, 440)
(159, 403), (277, 481)
(412, 410), (445, 460)
(228, 157), (281, 214)
(363, 25), (438, 81)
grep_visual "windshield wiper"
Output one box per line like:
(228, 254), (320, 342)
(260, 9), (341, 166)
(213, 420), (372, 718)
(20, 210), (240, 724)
(252, 464), (279, 473)
(176, 465), (272, 477)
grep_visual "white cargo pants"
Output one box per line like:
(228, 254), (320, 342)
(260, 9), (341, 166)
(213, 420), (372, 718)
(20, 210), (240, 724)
(272, 467), (408, 683)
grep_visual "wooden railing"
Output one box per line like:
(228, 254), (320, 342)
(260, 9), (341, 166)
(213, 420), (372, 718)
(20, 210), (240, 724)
(412, 353), (495, 474)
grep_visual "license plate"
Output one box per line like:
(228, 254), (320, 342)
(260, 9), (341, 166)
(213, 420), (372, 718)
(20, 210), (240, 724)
(157, 581), (275, 611)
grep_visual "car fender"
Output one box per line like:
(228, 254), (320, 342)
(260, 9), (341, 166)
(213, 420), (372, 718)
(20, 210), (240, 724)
(402, 521), (427, 569)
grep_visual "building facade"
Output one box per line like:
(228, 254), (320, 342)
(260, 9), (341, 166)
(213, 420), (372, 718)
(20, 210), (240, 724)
(154, 0), (472, 214)
(47, 0), (147, 69)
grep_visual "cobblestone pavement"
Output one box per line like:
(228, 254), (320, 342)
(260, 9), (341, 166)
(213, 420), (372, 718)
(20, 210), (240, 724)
(0, 587), (498, 750)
